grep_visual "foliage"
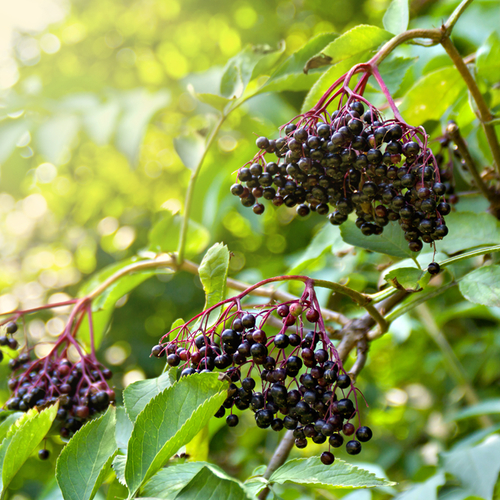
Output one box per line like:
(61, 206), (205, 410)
(0, 0), (500, 499)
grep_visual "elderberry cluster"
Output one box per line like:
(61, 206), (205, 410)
(152, 284), (372, 464)
(3, 322), (114, 438)
(231, 100), (451, 252)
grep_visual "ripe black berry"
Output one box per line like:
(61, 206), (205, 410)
(226, 414), (239, 427)
(346, 440), (362, 455)
(356, 426), (373, 442)
(38, 449), (50, 460)
(321, 451), (335, 465)
(428, 262), (441, 275)
(5, 322), (18, 334)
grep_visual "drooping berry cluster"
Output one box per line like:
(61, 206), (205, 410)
(231, 70), (451, 252)
(1, 300), (115, 439)
(152, 279), (372, 464)
(4, 327), (114, 437)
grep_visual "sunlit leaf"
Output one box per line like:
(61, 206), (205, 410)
(391, 472), (445, 500)
(173, 134), (206, 171)
(451, 399), (500, 421)
(35, 115), (80, 165)
(385, 267), (429, 291)
(198, 243), (230, 309)
(476, 31), (500, 85)
(124, 373), (228, 496)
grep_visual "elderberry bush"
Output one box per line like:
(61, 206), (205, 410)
(2, 321), (114, 438)
(152, 281), (372, 464)
(231, 98), (451, 253)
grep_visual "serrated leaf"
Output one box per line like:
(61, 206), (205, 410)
(459, 265), (500, 307)
(399, 67), (467, 124)
(0, 404), (58, 495)
(142, 462), (250, 500)
(442, 435), (500, 500)
(393, 472), (445, 500)
(173, 134), (206, 171)
(261, 32), (338, 93)
(112, 454), (127, 486)
(383, 0), (409, 35)
(385, 267), (428, 291)
(451, 399), (500, 421)
(341, 219), (415, 258)
(123, 370), (177, 423)
(56, 406), (117, 500)
(476, 31), (500, 86)
(269, 457), (395, 489)
(376, 56), (416, 95)
(124, 373), (228, 496)
(175, 466), (250, 500)
(198, 243), (230, 309)
(148, 211), (210, 258)
(0, 412), (23, 445)
(116, 407), (133, 450)
(321, 26), (392, 65)
(437, 212), (500, 254)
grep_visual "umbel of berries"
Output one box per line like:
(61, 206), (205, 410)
(230, 62), (450, 253)
(152, 277), (372, 464)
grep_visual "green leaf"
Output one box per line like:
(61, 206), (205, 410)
(173, 134), (205, 171)
(262, 32), (338, 93)
(287, 224), (341, 275)
(141, 462), (251, 500)
(321, 25), (392, 65)
(116, 407), (134, 450)
(148, 211), (210, 258)
(451, 399), (500, 421)
(198, 243), (230, 309)
(376, 56), (416, 95)
(459, 265), (500, 307)
(0, 404), (58, 495)
(185, 425), (210, 463)
(115, 89), (170, 166)
(56, 406), (117, 500)
(340, 219), (415, 258)
(0, 121), (29, 163)
(383, 0), (409, 35)
(0, 412), (23, 444)
(124, 372), (228, 496)
(112, 454), (127, 486)
(220, 44), (285, 99)
(442, 435), (500, 500)
(437, 212), (500, 254)
(385, 267), (428, 291)
(175, 466), (250, 500)
(301, 57), (366, 113)
(476, 31), (500, 86)
(392, 472), (445, 500)
(399, 67), (467, 124)
(194, 93), (233, 112)
(269, 457), (395, 489)
(123, 370), (177, 423)
(35, 115), (80, 165)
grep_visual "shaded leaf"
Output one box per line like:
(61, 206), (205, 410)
(124, 373), (228, 496)
(123, 370), (177, 423)
(0, 404), (58, 495)
(399, 67), (467, 124)
(115, 89), (170, 166)
(56, 406), (117, 500)
(173, 133), (205, 171)
(148, 211), (210, 258)
(383, 0), (409, 35)
(142, 462), (250, 500)
(198, 243), (230, 309)
(459, 265), (500, 307)
(115, 407), (133, 450)
(341, 219), (415, 258)
(476, 31), (500, 85)
(269, 457), (395, 489)
(442, 435), (500, 500)
(321, 25), (392, 65)
(392, 472), (445, 500)
(385, 267), (428, 291)
(437, 212), (500, 254)
(451, 399), (500, 421)
(376, 56), (416, 95)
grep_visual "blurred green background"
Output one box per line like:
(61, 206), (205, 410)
(1, 0), (500, 498)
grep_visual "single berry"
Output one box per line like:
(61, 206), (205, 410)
(226, 414), (239, 427)
(428, 262), (440, 275)
(5, 322), (18, 334)
(38, 449), (50, 460)
(321, 451), (335, 465)
(346, 440), (362, 455)
(356, 426), (373, 442)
